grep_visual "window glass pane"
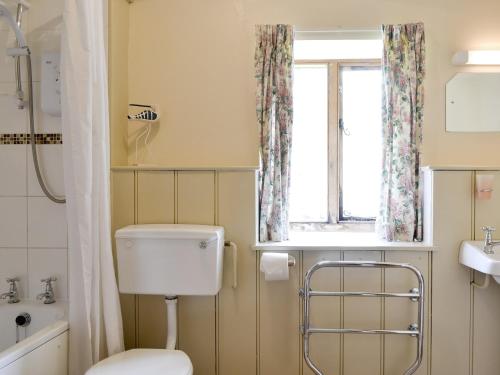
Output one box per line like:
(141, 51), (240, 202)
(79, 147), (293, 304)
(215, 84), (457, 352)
(340, 66), (382, 220)
(294, 39), (382, 60)
(289, 64), (328, 222)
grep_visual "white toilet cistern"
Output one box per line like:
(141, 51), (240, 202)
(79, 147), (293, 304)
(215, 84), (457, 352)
(86, 224), (230, 375)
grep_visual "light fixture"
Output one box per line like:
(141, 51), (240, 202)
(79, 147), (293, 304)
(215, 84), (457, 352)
(452, 50), (500, 65)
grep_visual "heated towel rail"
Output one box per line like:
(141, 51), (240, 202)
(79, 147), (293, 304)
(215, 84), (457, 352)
(300, 261), (425, 375)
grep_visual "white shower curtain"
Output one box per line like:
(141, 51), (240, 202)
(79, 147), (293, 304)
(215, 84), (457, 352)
(61, 0), (124, 374)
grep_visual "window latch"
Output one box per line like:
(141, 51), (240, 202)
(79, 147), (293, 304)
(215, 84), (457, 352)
(339, 118), (351, 136)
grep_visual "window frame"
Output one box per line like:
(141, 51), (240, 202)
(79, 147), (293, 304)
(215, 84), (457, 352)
(291, 59), (381, 226)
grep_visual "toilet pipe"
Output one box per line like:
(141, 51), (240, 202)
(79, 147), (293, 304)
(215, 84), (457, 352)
(163, 241), (238, 350)
(165, 296), (178, 350)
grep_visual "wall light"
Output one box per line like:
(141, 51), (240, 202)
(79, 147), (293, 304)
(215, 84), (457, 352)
(452, 50), (500, 65)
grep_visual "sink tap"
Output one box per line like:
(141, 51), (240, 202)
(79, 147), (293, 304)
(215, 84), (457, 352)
(482, 227), (500, 254)
(36, 277), (56, 304)
(0, 277), (20, 304)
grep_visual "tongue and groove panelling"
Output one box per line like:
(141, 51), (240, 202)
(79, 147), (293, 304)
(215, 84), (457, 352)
(111, 168), (434, 375)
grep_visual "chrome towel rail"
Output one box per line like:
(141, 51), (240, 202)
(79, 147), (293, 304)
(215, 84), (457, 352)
(300, 260), (425, 375)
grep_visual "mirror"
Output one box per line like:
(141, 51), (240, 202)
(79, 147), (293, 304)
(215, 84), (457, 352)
(446, 73), (500, 132)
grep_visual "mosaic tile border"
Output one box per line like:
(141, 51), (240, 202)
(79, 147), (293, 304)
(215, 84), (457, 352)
(0, 133), (63, 145)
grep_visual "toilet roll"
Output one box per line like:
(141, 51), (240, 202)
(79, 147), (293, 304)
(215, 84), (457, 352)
(260, 252), (289, 281)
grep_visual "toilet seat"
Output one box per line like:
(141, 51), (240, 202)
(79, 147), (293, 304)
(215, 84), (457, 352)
(85, 349), (193, 375)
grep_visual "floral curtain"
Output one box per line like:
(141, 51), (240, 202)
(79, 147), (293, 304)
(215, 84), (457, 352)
(377, 23), (425, 242)
(255, 25), (294, 242)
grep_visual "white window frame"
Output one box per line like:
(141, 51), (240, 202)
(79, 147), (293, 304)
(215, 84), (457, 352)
(290, 59), (381, 229)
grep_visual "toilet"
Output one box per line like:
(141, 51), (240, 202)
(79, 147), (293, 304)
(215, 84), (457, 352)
(86, 349), (192, 375)
(86, 224), (225, 375)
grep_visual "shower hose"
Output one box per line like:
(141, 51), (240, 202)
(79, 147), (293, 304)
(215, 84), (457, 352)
(26, 49), (65, 204)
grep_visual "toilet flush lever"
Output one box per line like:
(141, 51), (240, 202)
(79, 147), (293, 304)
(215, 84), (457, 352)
(199, 237), (218, 249)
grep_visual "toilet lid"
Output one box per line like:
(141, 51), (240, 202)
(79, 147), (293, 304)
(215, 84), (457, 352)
(86, 349), (193, 375)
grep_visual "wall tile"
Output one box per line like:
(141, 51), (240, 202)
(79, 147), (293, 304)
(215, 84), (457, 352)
(28, 247), (67, 300)
(27, 0), (63, 35)
(0, 1), (28, 32)
(0, 0), (68, 312)
(0, 197), (27, 247)
(0, 30), (21, 83)
(27, 144), (64, 196)
(0, 1), (32, 81)
(0, 248), (27, 299)
(0, 145), (26, 196)
(0, 27), (44, 84)
(27, 197), (67, 248)
(0, 83), (28, 133)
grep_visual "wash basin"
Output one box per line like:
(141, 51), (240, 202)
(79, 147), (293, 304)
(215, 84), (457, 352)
(460, 241), (500, 283)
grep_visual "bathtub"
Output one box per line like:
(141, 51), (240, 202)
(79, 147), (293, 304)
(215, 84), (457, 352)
(0, 301), (68, 375)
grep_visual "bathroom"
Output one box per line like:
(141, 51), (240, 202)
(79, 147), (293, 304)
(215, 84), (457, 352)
(1, 0), (500, 374)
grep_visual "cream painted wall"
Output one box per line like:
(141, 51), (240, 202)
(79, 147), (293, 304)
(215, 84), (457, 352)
(109, 0), (129, 165)
(119, 0), (500, 168)
(108, 3), (500, 374)
(111, 168), (433, 375)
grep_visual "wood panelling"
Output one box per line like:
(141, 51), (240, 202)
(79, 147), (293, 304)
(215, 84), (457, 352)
(177, 171), (216, 225)
(431, 171), (473, 375)
(137, 171), (175, 223)
(177, 171), (217, 375)
(111, 170), (136, 349)
(343, 251), (382, 375)
(137, 171), (176, 348)
(384, 252), (430, 375)
(217, 172), (257, 375)
(302, 252), (341, 375)
(111, 168), (500, 375)
(258, 250), (302, 375)
(473, 171), (500, 375)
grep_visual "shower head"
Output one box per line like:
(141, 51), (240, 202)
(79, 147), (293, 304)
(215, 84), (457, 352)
(0, 1), (27, 48)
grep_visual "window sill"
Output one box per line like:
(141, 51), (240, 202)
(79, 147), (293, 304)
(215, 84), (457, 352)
(254, 231), (434, 252)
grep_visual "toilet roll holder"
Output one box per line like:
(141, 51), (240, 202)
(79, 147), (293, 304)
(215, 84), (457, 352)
(259, 253), (297, 281)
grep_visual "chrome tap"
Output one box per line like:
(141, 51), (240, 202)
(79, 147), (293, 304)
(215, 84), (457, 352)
(0, 277), (20, 304)
(36, 277), (56, 304)
(482, 227), (500, 254)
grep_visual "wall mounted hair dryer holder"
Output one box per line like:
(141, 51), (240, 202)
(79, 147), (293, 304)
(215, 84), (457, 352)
(128, 103), (160, 123)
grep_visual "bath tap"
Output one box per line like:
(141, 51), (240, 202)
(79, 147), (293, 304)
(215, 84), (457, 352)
(36, 277), (56, 304)
(482, 227), (500, 254)
(0, 277), (20, 304)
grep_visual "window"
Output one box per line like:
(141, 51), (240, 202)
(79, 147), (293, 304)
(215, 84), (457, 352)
(289, 36), (382, 226)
